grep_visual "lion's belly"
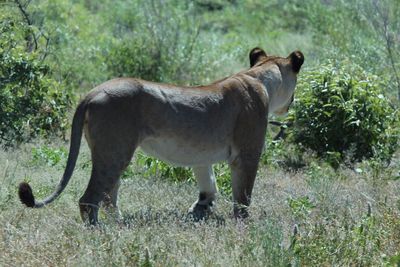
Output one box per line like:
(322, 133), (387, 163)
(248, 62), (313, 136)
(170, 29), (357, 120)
(139, 137), (230, 166)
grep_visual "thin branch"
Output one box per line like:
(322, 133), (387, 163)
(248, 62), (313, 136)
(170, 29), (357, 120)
(15, 0), (32, 25)
(372, 0), (400, 101)
(40, 32), (51, 62)
(269, 120), (293, 141)
(14, 0), (38, 52)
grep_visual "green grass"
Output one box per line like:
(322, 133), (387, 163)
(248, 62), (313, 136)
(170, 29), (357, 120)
(0, 141), (399, 266)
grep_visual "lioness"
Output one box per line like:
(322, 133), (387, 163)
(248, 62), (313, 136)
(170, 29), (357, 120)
(19, 47), (304, 224)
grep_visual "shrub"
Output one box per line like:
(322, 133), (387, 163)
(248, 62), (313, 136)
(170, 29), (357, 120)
(0, 17), (72, 146)
(134, 152), (232, 195)
(105, 0), (219, 85)
(31, 145), (67, 167)
(135, 152), (194, 183)
(290, 61), (399, 165)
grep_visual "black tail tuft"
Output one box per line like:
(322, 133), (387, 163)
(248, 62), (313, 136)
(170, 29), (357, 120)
(18, 182), (35, 208)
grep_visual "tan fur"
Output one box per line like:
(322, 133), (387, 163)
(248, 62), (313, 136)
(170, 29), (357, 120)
(18, 48), (304, 224)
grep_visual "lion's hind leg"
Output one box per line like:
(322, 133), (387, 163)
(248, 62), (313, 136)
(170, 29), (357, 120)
(102, 178), (122, 222)
(79, 146), (135, 225)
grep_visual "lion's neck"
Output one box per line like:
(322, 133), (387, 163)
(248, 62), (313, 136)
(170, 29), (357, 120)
(251, 67), (283, 111)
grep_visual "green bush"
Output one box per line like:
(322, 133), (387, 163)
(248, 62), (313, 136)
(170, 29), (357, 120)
(0, 18), (72, 146)
(105, 0), (219, 85)
(31, 145), (67, 167)
(290, 61), (399, 165)
(31, 0), (112, 88)
(134, 152), (233, 195)
(135, 152), (194, 183)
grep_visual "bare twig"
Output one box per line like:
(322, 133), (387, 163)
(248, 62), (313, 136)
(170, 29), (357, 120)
(39, 32), (51, 62)
(372, 0), (400, 101)
(14, 0), (38, 52)
(366, 202), (372, 217)
(289, 224), (299, 250)
(269, 120), (293, 140)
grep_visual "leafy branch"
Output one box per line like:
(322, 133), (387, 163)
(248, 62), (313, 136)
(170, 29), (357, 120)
(13, 0), (51, 61)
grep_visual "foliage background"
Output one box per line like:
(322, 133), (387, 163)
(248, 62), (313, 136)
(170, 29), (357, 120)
(0, 0), (399, 265)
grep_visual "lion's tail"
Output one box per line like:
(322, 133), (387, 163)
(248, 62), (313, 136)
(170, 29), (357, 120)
(18, 99), (88, 208)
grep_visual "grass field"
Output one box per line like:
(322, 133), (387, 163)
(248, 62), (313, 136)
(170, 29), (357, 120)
(1, 141), (399, 266)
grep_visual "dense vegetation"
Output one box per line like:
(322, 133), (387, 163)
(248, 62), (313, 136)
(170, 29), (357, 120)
(0, 0), (399, 265)
(0, 16), (72, 146)
(291, 61), (399, 166)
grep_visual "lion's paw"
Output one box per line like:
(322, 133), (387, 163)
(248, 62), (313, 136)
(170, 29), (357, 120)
(187, 201), (214, 221)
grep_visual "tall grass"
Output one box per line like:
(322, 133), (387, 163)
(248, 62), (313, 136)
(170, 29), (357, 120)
(0, 142), (399, 266)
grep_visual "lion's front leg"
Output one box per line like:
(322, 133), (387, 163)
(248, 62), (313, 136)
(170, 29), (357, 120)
(229, 151), (261, 219)
(188, 165), (217, 220)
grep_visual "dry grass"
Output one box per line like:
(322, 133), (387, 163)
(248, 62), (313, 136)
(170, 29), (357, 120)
(0, 141), (399, 266)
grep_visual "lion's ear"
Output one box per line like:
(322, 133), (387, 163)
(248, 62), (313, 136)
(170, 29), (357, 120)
(288, 50), (304, 73)
(249, 47), (267, 67)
